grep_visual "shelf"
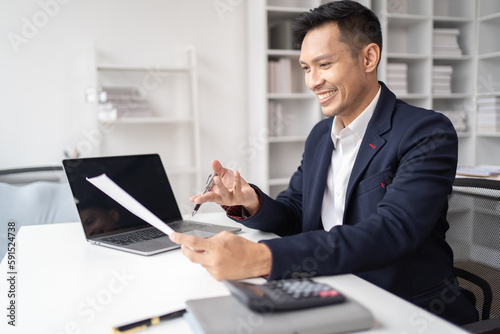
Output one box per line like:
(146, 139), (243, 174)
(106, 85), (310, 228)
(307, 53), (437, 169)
(433, 16), (474, 23)
(476, 133), (500, 138)
(432, 93), (473, 99)
(478, 12), (500, 23)
(98, 117), (194, 124)
(478, 51), (500, 60)
(432, 55), (473, 61)
(387, 53), (430, 60)
(479, 0), (500, 18)
(476, 92), (500, 97)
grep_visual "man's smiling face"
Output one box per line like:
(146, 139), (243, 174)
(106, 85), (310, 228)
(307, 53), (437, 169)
(299, 23), (374, 125)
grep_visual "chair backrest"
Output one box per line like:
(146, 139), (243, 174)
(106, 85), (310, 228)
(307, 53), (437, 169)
(0, 166), (79, 261)
(0, 165), (67, 185)
(447, 178), (500, 320)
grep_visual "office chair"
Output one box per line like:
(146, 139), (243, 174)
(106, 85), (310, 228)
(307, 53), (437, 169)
(447, 177), (500, 334)
(0, 166), (79, 260)
(0, 165), (67, 185)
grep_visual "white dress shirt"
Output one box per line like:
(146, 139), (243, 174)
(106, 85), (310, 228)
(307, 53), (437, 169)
(321, 87), (381, 231)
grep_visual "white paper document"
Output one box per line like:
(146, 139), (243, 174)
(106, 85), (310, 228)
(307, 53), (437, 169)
(86, 173), (174, 235)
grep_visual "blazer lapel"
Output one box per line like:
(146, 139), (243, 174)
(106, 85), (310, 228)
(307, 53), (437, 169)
(344, 82), (395, 215)
(303, 127), (334, 231)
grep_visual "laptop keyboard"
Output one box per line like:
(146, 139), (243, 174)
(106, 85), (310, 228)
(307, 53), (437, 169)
(101, 228), (165, 246)
(100, 221), (206, 246)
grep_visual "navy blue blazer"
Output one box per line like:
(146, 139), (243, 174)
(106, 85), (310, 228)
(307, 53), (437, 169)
(238, 82), (477, 325)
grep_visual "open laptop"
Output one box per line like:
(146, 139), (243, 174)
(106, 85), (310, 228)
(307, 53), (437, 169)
(62, 154), (241, 255)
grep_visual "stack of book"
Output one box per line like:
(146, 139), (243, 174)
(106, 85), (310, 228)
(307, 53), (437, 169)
(477, 96), (500, 132)
(268, 58), (292, 94)
(439, 110), (467, 132)
(85, 87), (151, 121)
(386, 63), (408, 95)
(433, 65), (453, 94)
(433, 28), (462, 57)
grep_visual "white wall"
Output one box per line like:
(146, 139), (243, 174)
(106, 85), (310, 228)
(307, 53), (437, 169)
(0, 0), (248, 176)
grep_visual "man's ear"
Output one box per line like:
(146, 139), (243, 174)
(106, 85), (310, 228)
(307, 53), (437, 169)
(362, 43), (380, 74)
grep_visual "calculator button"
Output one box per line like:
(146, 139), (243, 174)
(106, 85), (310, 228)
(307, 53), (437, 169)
(327, 290), (339, 297)
(319, 289), (339, 298)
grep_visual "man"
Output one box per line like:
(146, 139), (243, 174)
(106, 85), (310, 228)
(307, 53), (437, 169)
(170, 1), (478, 325)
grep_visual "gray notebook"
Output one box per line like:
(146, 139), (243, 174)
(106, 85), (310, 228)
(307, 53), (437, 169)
(185, 294), (374, 334)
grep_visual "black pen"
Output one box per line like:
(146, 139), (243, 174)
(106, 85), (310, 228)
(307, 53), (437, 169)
(112, 309), (186, 333)
(192, 172), (217, 216)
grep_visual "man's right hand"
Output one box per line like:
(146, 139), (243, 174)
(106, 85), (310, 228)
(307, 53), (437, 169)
(190, 160), (261, 215)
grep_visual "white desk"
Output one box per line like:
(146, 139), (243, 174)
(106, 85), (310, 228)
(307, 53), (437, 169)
(1, 212), (468, 334)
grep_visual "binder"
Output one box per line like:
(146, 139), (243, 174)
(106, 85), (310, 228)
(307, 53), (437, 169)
(184, 294), (374, 334)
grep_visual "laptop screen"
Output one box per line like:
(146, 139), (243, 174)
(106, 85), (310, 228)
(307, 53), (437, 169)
(63, 154), (182, 239)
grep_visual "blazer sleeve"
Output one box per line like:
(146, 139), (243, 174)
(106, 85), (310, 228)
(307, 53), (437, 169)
(236, 184), (303, 236)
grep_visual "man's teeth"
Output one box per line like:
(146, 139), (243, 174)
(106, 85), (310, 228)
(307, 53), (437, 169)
(318, 91), (334, 99)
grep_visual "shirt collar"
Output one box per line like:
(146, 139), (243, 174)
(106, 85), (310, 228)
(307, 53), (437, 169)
(331, 85), (381, 145)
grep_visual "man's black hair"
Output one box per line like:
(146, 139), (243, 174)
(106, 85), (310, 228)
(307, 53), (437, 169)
(292, 0), (382, 61)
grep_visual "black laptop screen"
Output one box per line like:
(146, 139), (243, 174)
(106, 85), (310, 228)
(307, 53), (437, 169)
(63, 154), (182, 238)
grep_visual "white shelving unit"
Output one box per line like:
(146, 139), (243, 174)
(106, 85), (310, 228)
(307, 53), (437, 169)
(248, 0), (500, 198)
(373, 0), (477, 167)
(374, 0), (500, 167)
(90, 46), (202, 214)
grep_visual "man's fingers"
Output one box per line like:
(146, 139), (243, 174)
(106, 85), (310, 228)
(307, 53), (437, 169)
(191, 192), (217, 204)
(212, 160), (227, 178)
(169, 232), (207, 252)
(233, 170), (242, 192)
(213, 175), (231, 203)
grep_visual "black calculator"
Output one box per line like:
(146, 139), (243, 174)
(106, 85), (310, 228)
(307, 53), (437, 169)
(223, 278), (346, 313)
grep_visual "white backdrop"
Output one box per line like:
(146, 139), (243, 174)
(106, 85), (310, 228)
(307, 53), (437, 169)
(0, 0), (249, 178)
